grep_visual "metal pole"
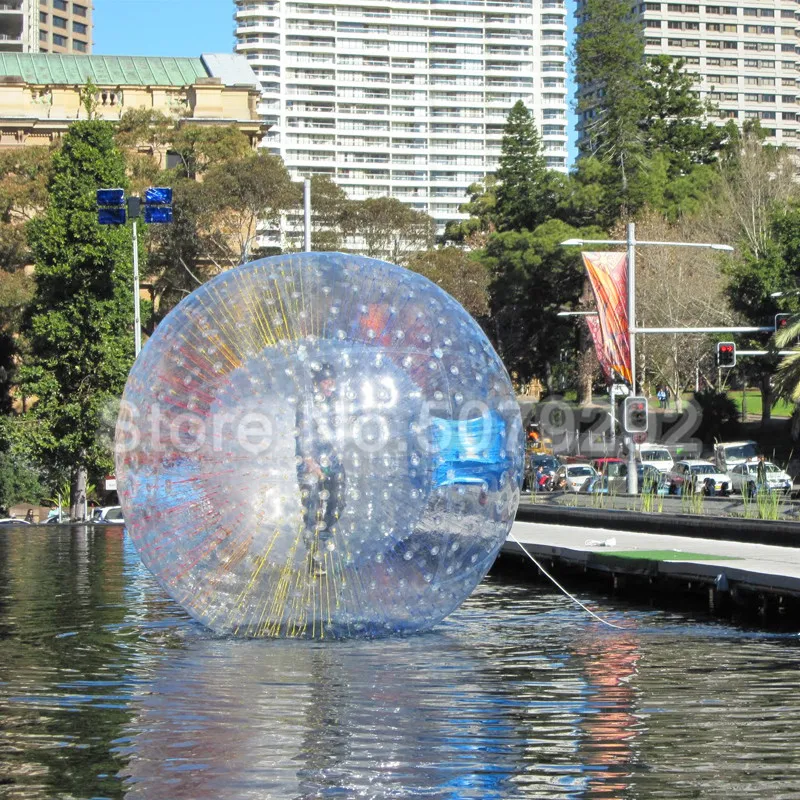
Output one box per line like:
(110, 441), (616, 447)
(304, 178), (311, 252)
(132, 219), (141, 357)
(626, 223), (638, 494)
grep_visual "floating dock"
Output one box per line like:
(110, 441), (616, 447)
(502, 506), (800, 624)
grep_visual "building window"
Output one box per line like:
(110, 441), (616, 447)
(39, 11), (47, 23)
(73, 40), (87, 52)
(39, 29), (47, 41)
(52, 34), (67, 46)
(73, 4), (88, 16)
(73, 22), (87, 34)
(53, 16), (67, 29)
(53, 0), (67, 9)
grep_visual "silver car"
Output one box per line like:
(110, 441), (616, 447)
(554, 463), (598, 492)
(728, 461), (792, 496)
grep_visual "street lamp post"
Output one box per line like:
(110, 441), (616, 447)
(561, 225), (733, 494)
(97, 187), (173, 358)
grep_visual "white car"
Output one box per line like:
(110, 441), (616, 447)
(728, 461), (793, 496)
(91, 506), (125, 524)
(554, 463), (598, 492)
(637, 445), (674, 474)
(668, 460), (731, 495)
(714, 440), (758, 473)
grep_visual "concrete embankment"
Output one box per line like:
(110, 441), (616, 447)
(501, 502), (800, 624)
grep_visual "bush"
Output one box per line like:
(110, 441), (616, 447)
(692, 389), (740, 445)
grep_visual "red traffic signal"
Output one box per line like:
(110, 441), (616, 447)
(776, 313), (791, 331)
(623, 396), (648, 434)
(716, 341), (736, 368)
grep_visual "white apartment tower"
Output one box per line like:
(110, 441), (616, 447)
(234, 0), (569, 232)
(578, 0), (800, 154)
(0, 1), (92, 54)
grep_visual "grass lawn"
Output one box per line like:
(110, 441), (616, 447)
(729, 390), (794, 418)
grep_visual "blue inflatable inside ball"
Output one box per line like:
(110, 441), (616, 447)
(116, 252), (523, 638)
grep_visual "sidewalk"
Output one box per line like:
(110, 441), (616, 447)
(502, 519), (800, 619)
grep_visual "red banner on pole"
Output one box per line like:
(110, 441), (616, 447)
(582, 251), (632, 385)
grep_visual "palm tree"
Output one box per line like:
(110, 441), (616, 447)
(772, 316), (800, 438)
(773, 315), (800, 401)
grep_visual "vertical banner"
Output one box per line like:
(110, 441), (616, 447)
(585, 314), (614, 382)
(581, 252), (632, 385)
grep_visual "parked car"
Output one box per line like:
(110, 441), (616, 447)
(91, 506), (125, 524)
(579, 475), (613, 495)
(553, 462), (598, 493)
(728, 461), (792, 496)
(524, 453), (560, 490)
(591, 457), (627, 478)
(668, 460), (730, 495)
(636, 444), (674, 474)
(713, 440), (758, 474)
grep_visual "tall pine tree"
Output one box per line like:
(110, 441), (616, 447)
(494, 101), (551, 232)
(18, 120), (135, 518)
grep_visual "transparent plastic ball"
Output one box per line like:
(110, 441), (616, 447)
(115, 252), (523, 638)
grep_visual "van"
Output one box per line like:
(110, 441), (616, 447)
(636, 444), (674, 474)
(714, 440), (758, 474)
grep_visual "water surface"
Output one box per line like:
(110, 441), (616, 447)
(1, 525), (799, 799)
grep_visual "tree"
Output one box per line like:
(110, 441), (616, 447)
(443, 176), (497, 246)
(720, 135), (800, 423)
(574, 0), (646, 211)
(344, 197), (436, 265)
(632, 211), (734, 409)
(15, 120), (135, 519)
(480, 218), (605, 385)
(283, 175), (354, 253)
(494, 101), (552, 232)
(405, 248), (490, 318)
(202, 150), (298, 264)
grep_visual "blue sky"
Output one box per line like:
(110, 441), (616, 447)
(94, 0), (577, 164)
(93, 0), (233, 57)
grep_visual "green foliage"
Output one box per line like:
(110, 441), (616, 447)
(15, 120), (134, 486)
(0, 447), (44, 512)
(494, 101), (552, 232)
(443, 176), (497, 244)
(405, 248), (490, 318)
(692, 389), (740, 444)
(170, 124), (252, 179)
(480, 218), (605, 381)
(344, 197), (436, 264)
(574, 0), (646, 208)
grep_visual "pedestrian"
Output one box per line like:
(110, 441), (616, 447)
(656, 387), (665, 409)
(534, 465), (546, 492)
(24, 509), (34, 523)
(756, 454), (768, 491)
(664, 387), (671, 409)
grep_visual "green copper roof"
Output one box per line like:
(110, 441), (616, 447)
(0, 54), (210, 86)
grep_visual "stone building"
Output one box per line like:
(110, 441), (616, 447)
(0, 52), (266, 158)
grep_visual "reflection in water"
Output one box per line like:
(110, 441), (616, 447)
(119, 635), (528, 799)
(2, 527), (800, 799)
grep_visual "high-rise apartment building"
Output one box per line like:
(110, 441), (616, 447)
(38, 0), (92, 54)
(0, 0), (38, 51)
(234, 0), (568, 233)
(0, 0), (91, 54)
(577, 0), (799, 154)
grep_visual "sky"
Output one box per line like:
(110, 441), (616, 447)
(93, 0), (578, 165)
(93, 0), (233, 58)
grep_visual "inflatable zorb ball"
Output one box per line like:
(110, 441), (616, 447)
(116, 253), (523, 638)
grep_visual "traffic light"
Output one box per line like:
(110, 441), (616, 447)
(623, 396), (648, 434)
(775, 313), (791, 332)
(716, 341), (736, 368)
